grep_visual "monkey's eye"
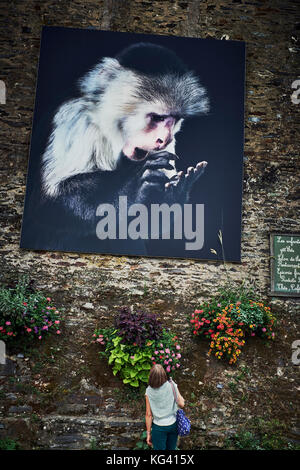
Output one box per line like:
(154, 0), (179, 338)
(151, 114), (166, 122)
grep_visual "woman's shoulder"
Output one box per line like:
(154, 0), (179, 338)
(169, 378), (178, 388)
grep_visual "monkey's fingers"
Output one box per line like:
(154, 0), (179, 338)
(167, 161), (207, 194)
(144, 157), (174, 171)
(141, 169), (169, 184)
(194, 161), (208, 177)
(183, 161), (207, 190)
(185, 161), (207, 179)
(147, 150), (177, 162)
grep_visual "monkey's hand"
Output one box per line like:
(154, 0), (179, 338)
(165, 161), (208, 201)
(136, 151), (176, 203)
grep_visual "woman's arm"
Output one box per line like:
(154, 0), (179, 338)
(176, 388), (185, 408)
(145, 395), (153, 447)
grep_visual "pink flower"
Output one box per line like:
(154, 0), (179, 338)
(92, 334), (96, 337)
(176, 363), (180, 368)
(154, 351), (158, 355)
(176, 345), (180, 350)
(55, 320), (60, 325)
(130, 356), (135, 360)
(26, 328), (32, 333)
(38, 336), (42, 340)
(176, 353), (181, 359)
(262, 328), (266, 332)
(251, 333), (255, 337)
(56, 330), (61, 334)
(166, 365), (171, 372)
(217, 303), (221, 307)
(5, 321), (11, 326)
(164, 360), (168, 365)
(46, 297), (51, 301)
(165, 348), (170, 354)
(0, 327), (3, 331)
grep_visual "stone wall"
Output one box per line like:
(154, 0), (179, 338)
(0, 0), (299, 451)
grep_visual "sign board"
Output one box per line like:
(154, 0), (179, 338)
(270, 233), (300, 297)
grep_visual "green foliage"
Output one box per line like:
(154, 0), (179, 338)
(0, 277), (62, 344)
(0, 438), (20, 450)
(89, 437), (103, 450)
(230, 419), (299, 450)
(134, 430), (150, 450)
(93, 311), (182, 387)
(233, 431), (262, 450)
(108, 331), (152, 387)
(217, 282), (259, 305)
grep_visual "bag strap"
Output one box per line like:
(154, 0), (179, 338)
(169, 379), (178, 404)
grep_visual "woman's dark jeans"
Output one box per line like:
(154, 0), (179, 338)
(151, 422), (178, 450)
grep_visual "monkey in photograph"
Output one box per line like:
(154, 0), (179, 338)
(32, 42), (209, 249)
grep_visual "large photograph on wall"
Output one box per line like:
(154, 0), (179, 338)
(20, 27), (245, 262)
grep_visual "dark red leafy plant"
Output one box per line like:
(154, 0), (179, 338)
(115, 307), (163, 347)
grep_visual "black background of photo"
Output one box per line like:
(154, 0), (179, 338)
(20, 26), (245, 262)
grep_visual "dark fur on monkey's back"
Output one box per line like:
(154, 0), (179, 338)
(116, 42), (188, 77)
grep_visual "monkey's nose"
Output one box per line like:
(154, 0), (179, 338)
(155, 138), (168, 150)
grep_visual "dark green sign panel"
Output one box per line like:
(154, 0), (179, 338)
(270, 233), (300, 297)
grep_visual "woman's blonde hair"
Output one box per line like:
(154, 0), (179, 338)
(148, 364), (168, 388)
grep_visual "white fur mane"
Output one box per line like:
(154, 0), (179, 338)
(42, 59), (140, 197)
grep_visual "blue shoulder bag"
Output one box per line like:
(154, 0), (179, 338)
(169, 379), (191, 437)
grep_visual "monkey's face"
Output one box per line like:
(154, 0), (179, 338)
(122, 112), (181, 161)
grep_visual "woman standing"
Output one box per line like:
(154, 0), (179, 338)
(145, 364), (185, 450)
